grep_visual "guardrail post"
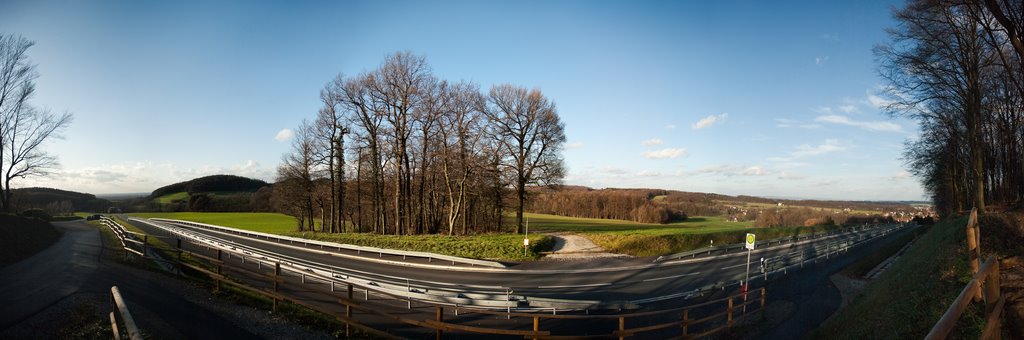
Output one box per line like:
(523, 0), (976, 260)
(436, 306), (444, 340)
(618, 316), (625, 340)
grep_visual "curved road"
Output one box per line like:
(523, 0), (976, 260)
(129, 218), (911, 307)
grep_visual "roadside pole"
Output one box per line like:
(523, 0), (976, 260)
(523, 218), (530, 257)
(744, 233), (756, 313)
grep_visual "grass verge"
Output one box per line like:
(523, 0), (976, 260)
(0, 214), (62, 267)
(812, 216), (983, 339)
(287, 231), (555, 261)
(841, 226), (922, 278)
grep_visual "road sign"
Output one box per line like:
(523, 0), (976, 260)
(745, 233), (756, 250)
(523, 238), (530, 246)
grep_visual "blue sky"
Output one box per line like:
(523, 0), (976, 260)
(0, 0), (924, 200)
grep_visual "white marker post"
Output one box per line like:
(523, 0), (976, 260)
(744, 233), (756, 313)
(523, 218), (530, 257)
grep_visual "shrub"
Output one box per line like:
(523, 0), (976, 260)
(19, 208), (52, 221)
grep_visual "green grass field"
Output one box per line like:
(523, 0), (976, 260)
(131, 212), (309, 233)
(154, 192), (189, 204)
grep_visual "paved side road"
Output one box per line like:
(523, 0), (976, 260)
(0, 220), (330, 339)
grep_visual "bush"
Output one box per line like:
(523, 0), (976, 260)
(19, 208), (52, 221)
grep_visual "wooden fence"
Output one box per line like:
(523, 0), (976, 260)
(925, 208), (1004, 340)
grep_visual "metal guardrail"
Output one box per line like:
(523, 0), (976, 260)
(122, 217), (909, 314)
(109, 286), (141, 340)
(655, 224), (885, 262)
(149, 218), (506, 268)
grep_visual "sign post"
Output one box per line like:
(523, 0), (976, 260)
(744, 233), (756, 312)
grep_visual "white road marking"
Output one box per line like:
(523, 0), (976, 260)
(537, 283), (612, 289)
(642, 272), (702, 282)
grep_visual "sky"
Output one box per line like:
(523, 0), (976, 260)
(0, 0), (925, 201)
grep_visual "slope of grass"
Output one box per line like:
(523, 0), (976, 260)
(287, 231), (554, 261)
(131, 212), (307, 233)
(154, 191), (189, 204)
(812, 216), (983, 339)
(132, 212), (549, 261)
(0, 215), (62, 267)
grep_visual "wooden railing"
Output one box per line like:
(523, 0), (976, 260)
(109, 286), (142, 340)
(925, 208), (1004, 340)
(164, 232), (767, 338)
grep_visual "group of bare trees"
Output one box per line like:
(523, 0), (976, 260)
(275, 52), (565, 235)
(0, 34), (73, 212)
(878, 0), (1023, 216)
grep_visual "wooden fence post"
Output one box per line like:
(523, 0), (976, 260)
(618, 316), (625, 340)
(681, 309), (689, 338)
(761, 288), (767, 321)
(966, 208), (981, 302)
(533, 316), (540, 340)
(727, 297), (734, 335)
(984, 260), (1002, 340)
(273, 262), (280, 312)
(436, 306), (444, 340)
(216, 249), (223, 292)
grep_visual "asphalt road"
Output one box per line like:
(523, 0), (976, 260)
(0, 220), (322, 339)
(130, 218), (906, 306)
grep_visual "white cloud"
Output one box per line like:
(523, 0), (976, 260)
(641, 138), (663, 146)
(814, 114), (902, 132)
(665, 124), (676, 129)
(815, 56), (830, 66)
(777, 172), (807, 180)
(642, 148), (688, 159)
(274, 128), (294, 142)
(792, 139), (847, 158)
(769, 139), (849, 163)
(890, 170), (912, 181)
(838, 105), (857, 113)
(566, 142), (584, 150)
(868, 93), (892, 109)
(636, 170), (662, 177)
(775, 118), (822, 129)
(822, 33), (840, 41)
(743, 166), (768, 176)
(599, 166), (629, 175)
(692, 113), (728, 130)
(17, 160), (275, 194)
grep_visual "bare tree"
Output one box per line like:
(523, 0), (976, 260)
(315, 76), (350, 232)
(276, 121), (318, 229)
(0, 34), (73, 212)
(438, 81), (484, 235)
(484, 84), (566, 234)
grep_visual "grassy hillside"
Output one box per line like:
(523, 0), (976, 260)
(812, 216), (982, 339)
(131, 212), (304, 233)
(0, 215), (62, 267)
(154, 191), (189, 204)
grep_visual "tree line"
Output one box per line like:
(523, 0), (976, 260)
(273, 52), (566, 235)
(879, 0), (1023, 216)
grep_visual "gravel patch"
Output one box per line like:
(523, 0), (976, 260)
(543, 233), (629, 260)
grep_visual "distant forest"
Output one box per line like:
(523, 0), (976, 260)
(526, 185), (914, 227)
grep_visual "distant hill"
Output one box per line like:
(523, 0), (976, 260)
(10, 187), (112, 213)
(150, 174), (269, 198)
(146, 174), (271, 212)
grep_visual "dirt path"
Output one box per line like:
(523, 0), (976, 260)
(543, 232), (628, 260)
